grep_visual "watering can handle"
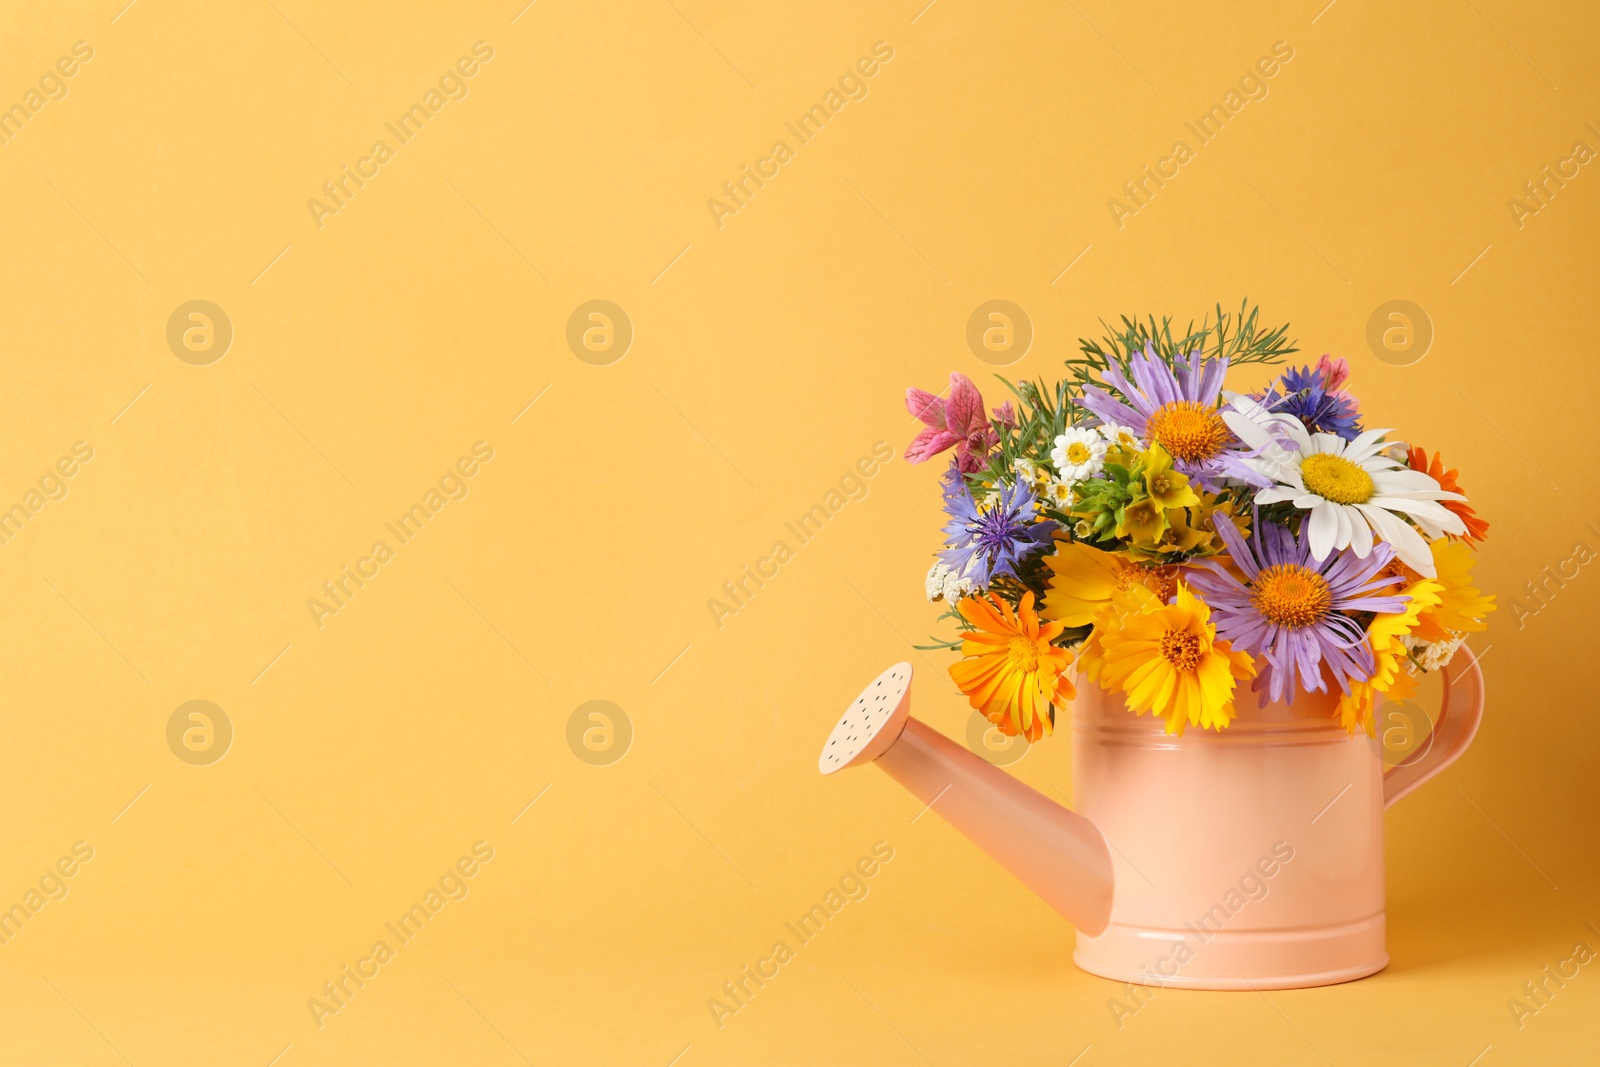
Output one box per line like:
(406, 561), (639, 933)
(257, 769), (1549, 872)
(1383, 644), (1485, 809)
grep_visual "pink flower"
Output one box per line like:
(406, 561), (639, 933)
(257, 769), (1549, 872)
(1316, 354), (1350, 393)
(904, 372), (999, 473)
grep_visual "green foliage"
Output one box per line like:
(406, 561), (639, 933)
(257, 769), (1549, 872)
(1071, 459), (1136, 543)
(971, 301), (1293, 498)
(916, 600), (970, 651)
(970, 376), (1072, 489)
(1065, 299), (1296, 406)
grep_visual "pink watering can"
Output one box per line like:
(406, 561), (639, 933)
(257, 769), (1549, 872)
(819, 649), (1484, 989)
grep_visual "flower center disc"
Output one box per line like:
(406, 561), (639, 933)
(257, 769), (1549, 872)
(1251, 564), (1334, 627)
(1146, 401), (1229, 462)
(1065, 442), (1092, 464)
(1160, 628), (1203, 671)
(1301, 452), (1375, 504)
(1006, 636), (1040, 673)
(1112, 559), (1179, 602)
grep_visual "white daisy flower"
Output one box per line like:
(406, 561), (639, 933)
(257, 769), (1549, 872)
(925, 560), (951, 602)
(1011, 458), (1052, 491)
(1229, 414), (1466, 577)
(1097, 423), (1143, 451)
(1042, 477), (1077, 511)
(1051, 427), (1107, 481)
(1219, 392), (1305, 486)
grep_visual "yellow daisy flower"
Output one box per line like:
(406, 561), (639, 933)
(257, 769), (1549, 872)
(1042, 540), (1180, 627)
(1414, 537), (1495, 643)
(1075, 584), (1155, 684)
(1093, 582), (1256, 735)
(1337, 576), (1442, 735)
(949, 592), (1075, 742)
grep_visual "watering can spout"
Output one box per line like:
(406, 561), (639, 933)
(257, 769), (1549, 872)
(820, 663), (1115, 935)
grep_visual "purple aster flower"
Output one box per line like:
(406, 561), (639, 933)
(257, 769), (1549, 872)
(1186, 513), (1410, 705)
(939, 468), (1059, 588)
(1078, 342), (1267, 491)
(1255, 358), (1363, 441)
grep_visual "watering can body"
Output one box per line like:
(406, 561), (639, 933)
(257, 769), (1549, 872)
(820, 648), (1484, 990)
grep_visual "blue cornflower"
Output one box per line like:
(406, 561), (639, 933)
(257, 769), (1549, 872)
(1257, 363), (1363, 441)
(939, 468), (1059, 588)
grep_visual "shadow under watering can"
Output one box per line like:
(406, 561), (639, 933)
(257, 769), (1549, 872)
(820, 650), (1485, 990)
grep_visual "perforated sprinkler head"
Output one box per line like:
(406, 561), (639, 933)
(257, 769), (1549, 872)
(818, 662), (913, 774)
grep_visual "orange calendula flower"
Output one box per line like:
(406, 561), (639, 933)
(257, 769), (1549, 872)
(1408, 446), (1488, 544)
(949, 592), (1075, 742)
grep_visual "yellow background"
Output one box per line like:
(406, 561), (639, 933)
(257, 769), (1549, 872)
(1, 0), (1597, 1063)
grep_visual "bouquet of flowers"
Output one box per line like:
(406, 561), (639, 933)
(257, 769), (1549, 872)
(906, 303), (1494, 742)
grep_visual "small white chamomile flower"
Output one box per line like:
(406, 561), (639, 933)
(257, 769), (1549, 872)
(1098, 423), (1143, 451)
(1042, 478), (1077, 511)
(1051, 427), (1107, 481)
